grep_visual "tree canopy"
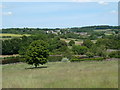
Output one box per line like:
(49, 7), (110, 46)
(68, 40), (75, 46)
(25, 40), (49, 67)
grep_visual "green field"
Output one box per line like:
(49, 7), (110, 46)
(0, 33), (31, 40)
(94, 29), (112, 32)
(2, 60), (118, 88)
(0, 33), (30, 37)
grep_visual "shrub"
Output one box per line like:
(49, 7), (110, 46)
(108, 51), (120, 58)
(61, 57), (69, 62)
(70, 57), (105, 62)
(2, 56), (20, 64)
(2, 36), (11, 38)
(62, 49), (74, 60)
(86, 52), (94, 58)
(48, 56), (62, 62)
(72, 45), (88, 55)
(2, 38), (22, 55)
(83, 39), (94, 48)
(68, 40), (75, 46)
(90, 45), (107, 57)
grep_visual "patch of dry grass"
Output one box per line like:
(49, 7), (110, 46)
(60, 38), (83, 45)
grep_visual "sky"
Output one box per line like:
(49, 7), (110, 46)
(1, 2), (118, 28)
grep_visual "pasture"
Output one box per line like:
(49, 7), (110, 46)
(0, 33), (30, 40)
(2, 60), (118, 88)
(94, 29), (112, 32)
(0, 33), (30, 37)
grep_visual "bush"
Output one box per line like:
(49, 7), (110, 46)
(83, 39), (94, 48)
(108, 51), (120, 58)
(62, 49), (74, 60)
(2, 56), (20, 64)
(70, 57), (105, 62)
(72, 45), (88, 55)
(2, 38), (22, 55)
(61, 57), (69, 62)
(68, 40), (75, 46)
(86, 52), (94, 58)
(90, 45), (107, 57)
(48, 56), (62, 62)
(2, 36), (11, 38)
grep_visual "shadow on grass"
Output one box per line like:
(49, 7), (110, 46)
(25, 66), (48, 69)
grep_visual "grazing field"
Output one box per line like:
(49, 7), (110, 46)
(0, 33), (30, 37)
(0, 33), (31, 40)
(2, 60), (118, 88)
(0, 33), (30, 40)
(94, 29), (112, 32)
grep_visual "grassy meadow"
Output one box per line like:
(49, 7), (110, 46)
(2, 60), (118, 88)
(0, 33), (30, 37)
(93, 29), (112, 32)
(0, 33), (30, 40)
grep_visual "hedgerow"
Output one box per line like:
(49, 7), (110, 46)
(70, 57), (105, 62)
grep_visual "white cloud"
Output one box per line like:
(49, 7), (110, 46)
(3, 12), (13, 16)
(97, 1), (108, 5)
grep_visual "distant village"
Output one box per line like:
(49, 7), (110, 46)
(45, 30), (88, 35)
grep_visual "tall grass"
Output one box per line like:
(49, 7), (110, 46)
(2, 60), (118, 88)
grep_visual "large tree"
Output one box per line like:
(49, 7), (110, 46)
(25, 40), (49, 68)
(82, 39), (94, 48)
(2, 38), (21, 55)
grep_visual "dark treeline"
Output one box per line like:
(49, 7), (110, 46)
(2, 33), (69, 55)
(2, 32), (120, 58)
(70, 25), (120, 32)
(2, 25), (120, 34)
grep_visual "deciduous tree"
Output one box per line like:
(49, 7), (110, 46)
(25, 40), (49, 67)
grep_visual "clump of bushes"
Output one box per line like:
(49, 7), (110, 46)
(47, 56), (62, 62)
(61, 57), (69, 62)
(86, 52), (94, 58)
(72, 45), (88, 55)
(70, 57), (105, 62)
(2, 36), (12, 38)
(68, 40), (75, 46)
(108, 51), (120, 58)
(2, 56), (20, 64)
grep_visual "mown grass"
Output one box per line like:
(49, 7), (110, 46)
(2, 60), (118, 88)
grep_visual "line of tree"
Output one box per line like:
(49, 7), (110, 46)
(2, 25), (120, 34)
